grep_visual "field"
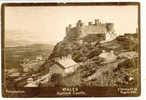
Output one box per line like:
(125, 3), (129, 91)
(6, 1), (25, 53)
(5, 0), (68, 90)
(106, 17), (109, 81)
(4, 44), (54, 69)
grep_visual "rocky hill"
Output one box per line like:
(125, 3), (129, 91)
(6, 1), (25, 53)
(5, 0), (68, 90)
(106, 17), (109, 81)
(42, 31), (139, 87)
(5, 27), (140, 88)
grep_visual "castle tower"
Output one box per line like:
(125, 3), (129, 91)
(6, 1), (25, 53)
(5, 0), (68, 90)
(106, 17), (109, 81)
(104, 23), (117, 42)
(88, 21), (93, 26)
(95, 19), (100, 25)
(66, 24), (72, 35)
(106, 23), (115, 32)
(76, 20), (83, 27)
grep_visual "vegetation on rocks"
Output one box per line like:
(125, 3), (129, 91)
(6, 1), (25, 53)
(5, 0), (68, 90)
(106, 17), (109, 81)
(5, 32), (140, 88)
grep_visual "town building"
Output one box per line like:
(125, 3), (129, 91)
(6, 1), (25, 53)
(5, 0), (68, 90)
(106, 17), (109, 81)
(49, 55), (80, 76)
(99, 50), (117, 63)
(36, 55), (43, 61)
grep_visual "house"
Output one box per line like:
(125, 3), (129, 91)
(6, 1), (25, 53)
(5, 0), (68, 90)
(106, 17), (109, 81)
(20, 60), (45, 73)
(49, 63), (65, 75)
(64, 64), (80, 74)
(36, 55), (43, 61)
(55, 54), (77, 68)
(99, 50), (117, 63)
(49, 55), (80, 76)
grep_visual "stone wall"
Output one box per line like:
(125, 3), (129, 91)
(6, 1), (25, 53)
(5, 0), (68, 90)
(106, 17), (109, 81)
(78, 24), (107, 38)
(65, 19), (114, 40)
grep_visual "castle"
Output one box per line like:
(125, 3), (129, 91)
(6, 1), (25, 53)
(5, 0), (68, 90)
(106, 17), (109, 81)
(65, 19), (116, 43)
(48, 19), (117, 76)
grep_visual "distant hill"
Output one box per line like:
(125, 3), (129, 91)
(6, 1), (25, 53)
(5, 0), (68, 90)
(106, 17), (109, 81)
(4, 43), (54, 69)
(5, 40), (37, 47)
(5, 40), (55, 48)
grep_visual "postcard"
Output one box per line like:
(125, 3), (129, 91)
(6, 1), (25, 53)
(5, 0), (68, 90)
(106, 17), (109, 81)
(1, 2), (141, 97)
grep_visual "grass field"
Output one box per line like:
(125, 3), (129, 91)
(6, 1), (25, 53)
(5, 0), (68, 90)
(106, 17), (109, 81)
(4, 44), (54, 69)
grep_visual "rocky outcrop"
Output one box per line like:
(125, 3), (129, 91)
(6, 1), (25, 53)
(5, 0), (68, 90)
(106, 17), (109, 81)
(46, 31), (139, 87)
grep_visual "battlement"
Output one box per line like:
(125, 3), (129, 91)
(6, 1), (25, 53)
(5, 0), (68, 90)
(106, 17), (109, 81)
(68, 19), (103, 28)
(66, 19), (114, 39)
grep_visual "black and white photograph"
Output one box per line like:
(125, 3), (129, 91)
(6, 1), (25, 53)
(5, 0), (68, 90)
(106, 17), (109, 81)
(1, 2), (140, 97)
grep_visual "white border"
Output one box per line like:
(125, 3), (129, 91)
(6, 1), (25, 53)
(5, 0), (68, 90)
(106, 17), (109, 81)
(0, 0), (146, 100)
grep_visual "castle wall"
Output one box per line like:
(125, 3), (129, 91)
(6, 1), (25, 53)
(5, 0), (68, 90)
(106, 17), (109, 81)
(79, 24), (107, 38)
(65, 19), (115, 41)
(65, 27), (80, 41)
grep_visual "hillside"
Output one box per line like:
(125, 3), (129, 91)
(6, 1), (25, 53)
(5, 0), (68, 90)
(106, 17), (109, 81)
(4, 31), (140, 89)
(46, 32), (139, 87)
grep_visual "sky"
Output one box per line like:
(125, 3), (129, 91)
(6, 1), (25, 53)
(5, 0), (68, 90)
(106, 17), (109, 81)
(5, 5), (138, 45)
